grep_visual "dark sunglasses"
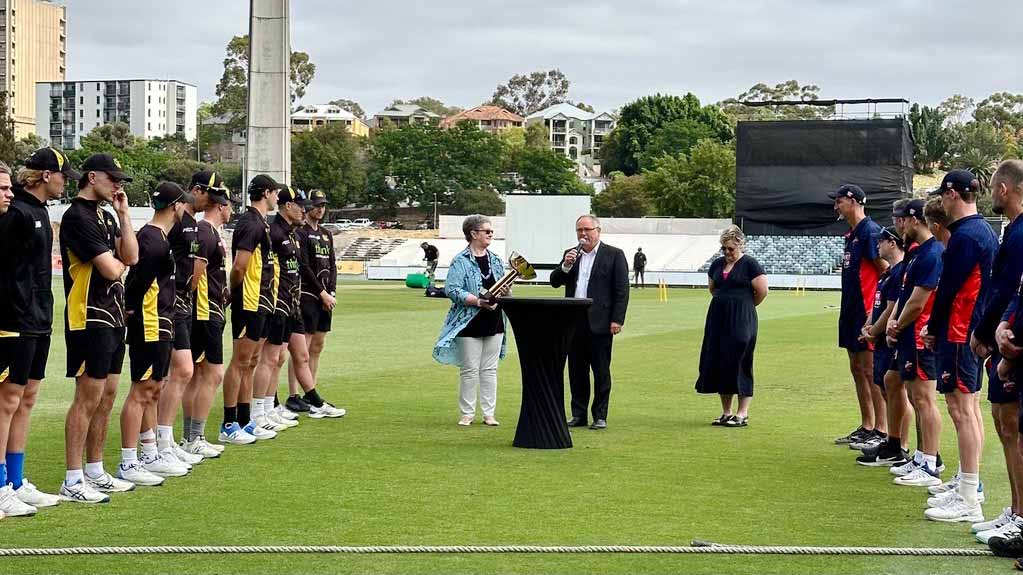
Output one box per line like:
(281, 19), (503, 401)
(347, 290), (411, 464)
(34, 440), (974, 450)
(474, 229), (494, 235)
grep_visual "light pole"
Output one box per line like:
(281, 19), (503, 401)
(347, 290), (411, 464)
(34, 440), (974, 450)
(433, 192), (438, 230)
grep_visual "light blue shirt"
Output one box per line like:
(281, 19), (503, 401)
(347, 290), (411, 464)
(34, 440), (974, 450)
(432, 247), (508, 366)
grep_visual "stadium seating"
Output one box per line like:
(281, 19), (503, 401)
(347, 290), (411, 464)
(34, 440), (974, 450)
(337, 237), (407, 260)
(698, 236), (845, 275)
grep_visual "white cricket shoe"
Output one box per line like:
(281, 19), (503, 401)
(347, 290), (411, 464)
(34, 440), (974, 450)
(928, 474), (960, 495)
(267, 410), (298, 429)
(142, 454), (189, 478)
(85, 471), (136, 493)
(928, 486), (985, 508)
(219, 423), (257, 445)
(59, 480), (110, 504)
(182, 437), (221, 459)
(978, 515), (1023, 544)
(277, 407), (299, 421)
(894, 467), (942, 487)
(199, 436), (225, 454)
(924, 497), (983, 523)
(15, 480), (60, 508)
(157, 447), (192, 471)
(309, 402), (346, 419)
(243, 420), (278, 440)
(116, 462), (165, 487)
(890, 459), (918, 476)
(172, 444), (204, 466)
(0, 484), (36, 516)
(974, 507), (1014, 533)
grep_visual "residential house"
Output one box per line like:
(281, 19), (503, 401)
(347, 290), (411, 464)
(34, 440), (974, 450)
(370, 104), (439, 128)
(524, 103), (616, 177)
(439, 104), (523, 133)
(292, 104), (370, 137)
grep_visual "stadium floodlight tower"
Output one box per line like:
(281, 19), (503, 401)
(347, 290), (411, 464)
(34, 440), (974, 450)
(244, 0), (291, 205)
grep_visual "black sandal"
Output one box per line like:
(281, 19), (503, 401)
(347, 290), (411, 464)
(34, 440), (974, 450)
(725, 416), (748, 427)
(711, 414), (734, 426)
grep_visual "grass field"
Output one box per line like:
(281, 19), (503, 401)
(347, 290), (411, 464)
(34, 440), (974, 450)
(0, 282), (1016, 574)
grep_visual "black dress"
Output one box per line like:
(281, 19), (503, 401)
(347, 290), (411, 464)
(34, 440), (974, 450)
(695, 255), (765, 397)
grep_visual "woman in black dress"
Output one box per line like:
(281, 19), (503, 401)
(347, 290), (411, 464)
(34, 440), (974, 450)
(696, 225), (768, 427)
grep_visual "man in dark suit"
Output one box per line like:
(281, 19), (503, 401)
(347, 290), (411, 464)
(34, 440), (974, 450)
(550, 215), (630, 430)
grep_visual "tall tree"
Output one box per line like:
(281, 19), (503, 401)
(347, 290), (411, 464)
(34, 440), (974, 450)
(515, 147), (591, 195)
(592, 173), (651, 217)
(292, 122), (367, 207)
(390, 96), (461, 118)
(950, 121), (1010, 187)
(601, 93), (733, 176)
(908, 103), (951, 173)
(974, 92), (1023, 134)
(0, 92), (17, 167)
(328, 98), (366, 120)
(718, 80), (833, 121)
(937, 94), (975, 127)
(212, 35), (316, 131)
(638, 118), (720, 171)
(14, 133), (44, 164)
(644, 139), (735, 218)
(491, 69), (570, 116)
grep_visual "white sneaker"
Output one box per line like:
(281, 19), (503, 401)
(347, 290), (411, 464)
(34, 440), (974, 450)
(924, 497), (984, 522)
(85, 471), (136, 493)
(277, 407), (299, 421)
(182, 438), (221, 459)
(243, 420), (278, 440)
(199, 436), (225, 454)
(0, 484), (36, 516)
(15, 480), (61, 508)
(978, 515), (1023, 544)
(928, 475), (959, 495)
(116, 462), (165, 487)
(157, 447), (192, 471)
(890, 459), (918, 476)
(259, 414), (286, 432)
(268, 411), (298, 429)
(309, 402), (346, 419)
(172, 443), (204, 466)
(59, 480), (110, 504)
(894, 467), (942, 487)
(974, 507), (1014, 533)
(219, 423), (257, 445)
(142, 454), (189, 477)
(928, 487), (985, 508)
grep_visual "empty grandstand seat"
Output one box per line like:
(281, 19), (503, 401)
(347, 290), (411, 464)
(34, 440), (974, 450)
(698, 235), (844, 275)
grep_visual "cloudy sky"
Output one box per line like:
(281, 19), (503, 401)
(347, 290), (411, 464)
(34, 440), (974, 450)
(67, 0), (1022, 116)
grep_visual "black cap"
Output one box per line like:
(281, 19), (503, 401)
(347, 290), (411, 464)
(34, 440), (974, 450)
(81, 153), (133, 182)
(24, 147), (80, 180)
(151, 181), (193, 209)
(308, 189), (328, 207)
(208, 191), (230, 206)
(277, 184), (305, 207)
(827, 184), (866, 204)
(894, 198), (926, 221)
(190, 170), (228, 193)
(247, 174), (278, 197)
(931, 169), (980, 196)
(877, 226), (904, 250)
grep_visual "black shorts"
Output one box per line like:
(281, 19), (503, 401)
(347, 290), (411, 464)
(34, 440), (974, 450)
(231, 307), (267, 342)
(173, 314), (192, 351)
(66, 328), (125, 379)
(936, 341), (983, 394)
(838, 318), (871, 353)
(872, 346), (893, 390)
(267, 314), (304, 346)
(897, 346), (937, 383)
(0, 335), (51, 385)
(128, 340), (172, 382)
(300, 298), (332, 333)
(987, 353), (1019, 404)
(191, 321), (225, 365)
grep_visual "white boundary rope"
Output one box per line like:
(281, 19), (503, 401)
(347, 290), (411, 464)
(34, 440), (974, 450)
(0, 543), (996, 557)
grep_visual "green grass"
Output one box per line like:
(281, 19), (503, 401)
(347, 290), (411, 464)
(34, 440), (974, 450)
(0, 282), (1015, 574)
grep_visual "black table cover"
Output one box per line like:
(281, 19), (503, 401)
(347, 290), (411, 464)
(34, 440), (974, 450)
(498, 296), (592, 449)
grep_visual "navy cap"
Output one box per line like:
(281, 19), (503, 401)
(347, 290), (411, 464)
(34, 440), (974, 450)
(828, 184), (866, 204)
(151, 181), (193, 209)
(24, 147), (81, 180)
(893, 198), (926, 220)
(876, 226), (904, 250)
(931, 169), (980, 196)
(81, 153), (133, 182)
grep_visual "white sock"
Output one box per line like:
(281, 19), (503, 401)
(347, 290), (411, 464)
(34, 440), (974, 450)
(264, 396), (276, 414)
(141, 442), (158, 458)
(65, 469), (85, 486)
(84, 461), (105, 479)
(912, 450), (924, 465)
(923, 454), (937, 473)
(960, 472), (980, 506)
(157, 425), (174, 448)
(120, 448), (138, 466)
(252, 398), (265, 420)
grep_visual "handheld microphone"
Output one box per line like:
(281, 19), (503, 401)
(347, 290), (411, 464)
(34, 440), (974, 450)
(572, 242), (584, 268)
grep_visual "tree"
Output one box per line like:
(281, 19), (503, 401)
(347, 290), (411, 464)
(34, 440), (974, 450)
(453, 188), (504, 215)
(328, 98), (366, 120)
(13, 133), (44, 165)
(159, 158), (205, 187)
(515, 147), (591, 195)
(974, 92), (1023, 134)
(638, 118), (720, 171)
(951, 122), (1010, 187)
(937, 94), (975, 127)
(524, 121), (549, 150)
(69, 122), (173, 206)
(718, 80), (833, 121)
(644, 139), (735, 218)
(601, 93), (733, 176)
(592, 173), (651, 217)
(212, 35), (316, 131)
(0, 92), (18, 167)
(908, 104), (951, 173)
(390, 97), (461, 118)
(291, 122), (367, 207)
(490, 69), (570, 116)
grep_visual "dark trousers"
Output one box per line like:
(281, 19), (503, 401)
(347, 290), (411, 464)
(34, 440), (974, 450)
(568, 319), (614, 422)
(634, 269), (645, 288)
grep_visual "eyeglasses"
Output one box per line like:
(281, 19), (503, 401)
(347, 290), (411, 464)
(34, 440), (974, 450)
(576, 227), (598, 233)
(474, 229), (494, 235)
(721, 246), (738, 253)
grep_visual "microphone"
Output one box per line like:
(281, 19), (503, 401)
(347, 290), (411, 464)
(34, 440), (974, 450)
(572, 242), (584, 268)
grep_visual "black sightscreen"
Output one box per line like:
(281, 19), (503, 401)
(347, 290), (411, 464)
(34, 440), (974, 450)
(735, 119), (913, 235)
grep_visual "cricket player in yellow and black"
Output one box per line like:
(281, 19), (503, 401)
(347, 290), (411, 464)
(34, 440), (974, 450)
(219, 174), (278, 445)
(59, 153), (139, 504)
(118, 182), (191, 487)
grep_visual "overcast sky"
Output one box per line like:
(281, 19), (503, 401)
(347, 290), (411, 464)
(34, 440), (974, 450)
(66, 0), (1023, 116)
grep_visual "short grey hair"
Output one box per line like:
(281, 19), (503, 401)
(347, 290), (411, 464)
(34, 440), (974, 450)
(576, 214), (600, 228)
(719, 224), (745, 246)
(462, 214), (491, 242)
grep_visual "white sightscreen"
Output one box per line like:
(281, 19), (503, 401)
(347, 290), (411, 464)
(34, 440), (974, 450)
(505, 195), (592, 266)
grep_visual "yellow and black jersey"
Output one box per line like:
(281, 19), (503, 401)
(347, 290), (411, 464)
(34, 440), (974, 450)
(297, 223), (336, 301)
(270, 215), (301, 318)
(230, 207), (276, 314)
(168, 211), (198, 319)
(59, 197), (125, 331)
(194, 219), (227, 323)
(124, 224), (176, 342)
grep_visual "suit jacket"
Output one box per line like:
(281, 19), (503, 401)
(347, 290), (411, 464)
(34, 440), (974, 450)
(550, 242), (630, 335)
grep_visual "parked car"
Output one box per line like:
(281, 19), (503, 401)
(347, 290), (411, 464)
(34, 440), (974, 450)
(416, 220), (434, 230)
(321, 223), (345, 235)
(334, 219), (353, 229)
(351, 218), (373, 229)
(374, 220), (404, 229)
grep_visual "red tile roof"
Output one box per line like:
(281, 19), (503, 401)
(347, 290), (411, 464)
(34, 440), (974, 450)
(440, 105), (525, 128)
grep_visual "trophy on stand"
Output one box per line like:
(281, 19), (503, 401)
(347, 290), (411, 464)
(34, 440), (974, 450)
(481, 251), (536, 301)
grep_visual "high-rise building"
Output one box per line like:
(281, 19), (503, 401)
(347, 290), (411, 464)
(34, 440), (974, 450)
(0, 0), (67, 139)
(35, 79), (197, 149)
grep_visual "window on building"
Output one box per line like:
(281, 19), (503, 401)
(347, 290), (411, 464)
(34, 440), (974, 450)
(96, 110), (100, 118)
(79, 109), (82, 118)
(96, 96), (99, 104)
(148, 122), (151, 130)
(147, 109), (150, 117)
(148, 95), (150, 104)
(79, 96), (82, 105)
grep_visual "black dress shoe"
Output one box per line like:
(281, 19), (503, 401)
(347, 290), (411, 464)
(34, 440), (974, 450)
(567, 417), (587, 427)
(590, 419), (607, 430)
(990, 533), (1023, 558)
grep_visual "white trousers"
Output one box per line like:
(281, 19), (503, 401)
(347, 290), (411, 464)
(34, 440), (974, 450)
(457, 334), (502, 417)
